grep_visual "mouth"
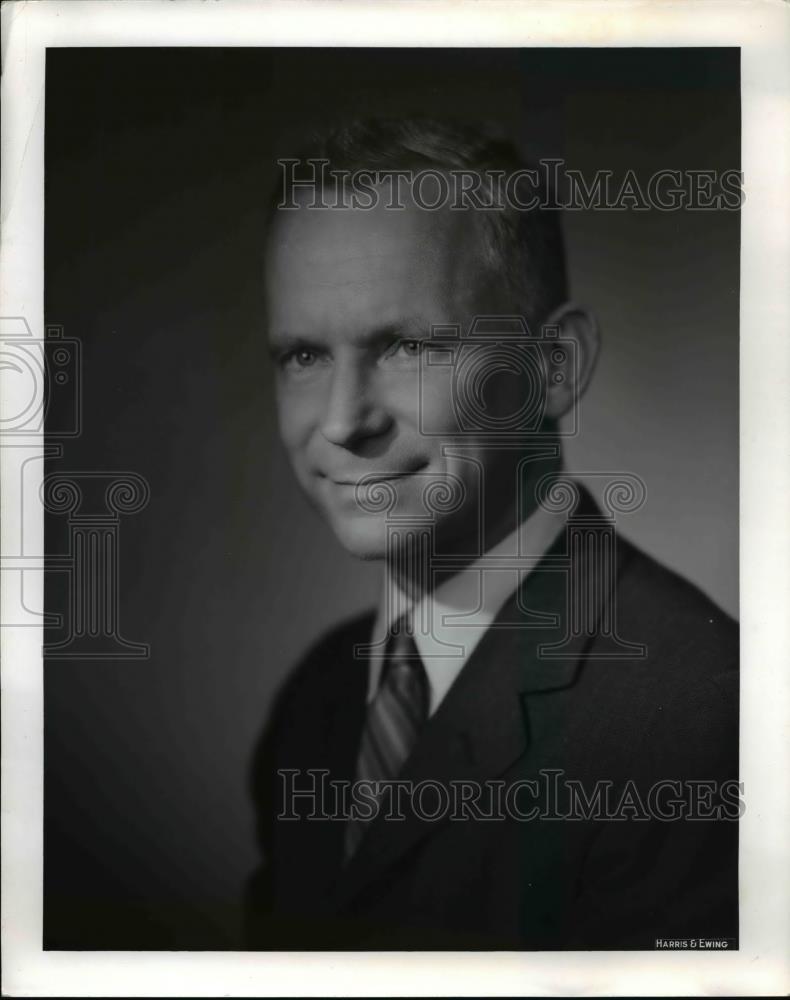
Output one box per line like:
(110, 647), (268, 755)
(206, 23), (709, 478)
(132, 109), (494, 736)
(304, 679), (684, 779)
(330, 471), (419, 486)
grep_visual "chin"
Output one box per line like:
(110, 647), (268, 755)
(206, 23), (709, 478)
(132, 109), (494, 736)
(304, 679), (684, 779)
(327, 508), (459, 563)
(327, 513), (390, 561)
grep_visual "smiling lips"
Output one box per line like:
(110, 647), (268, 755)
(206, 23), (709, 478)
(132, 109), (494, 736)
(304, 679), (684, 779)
(330, 471), (418, 486)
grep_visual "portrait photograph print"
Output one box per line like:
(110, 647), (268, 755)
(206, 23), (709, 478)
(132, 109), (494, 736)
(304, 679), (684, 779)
(1, 1), (789, 997)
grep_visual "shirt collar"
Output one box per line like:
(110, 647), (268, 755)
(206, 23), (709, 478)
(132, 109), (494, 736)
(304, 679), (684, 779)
(369, 501), (567, 714)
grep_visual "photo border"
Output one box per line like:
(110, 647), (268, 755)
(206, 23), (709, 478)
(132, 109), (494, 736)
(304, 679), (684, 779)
(2, 1), (788, 995)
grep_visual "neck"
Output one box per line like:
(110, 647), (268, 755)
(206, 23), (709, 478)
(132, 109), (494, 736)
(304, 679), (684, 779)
(387, 445), (563, 601)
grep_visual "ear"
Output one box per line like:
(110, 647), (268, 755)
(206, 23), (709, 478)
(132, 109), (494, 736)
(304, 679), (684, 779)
(541, 302), (600, 422)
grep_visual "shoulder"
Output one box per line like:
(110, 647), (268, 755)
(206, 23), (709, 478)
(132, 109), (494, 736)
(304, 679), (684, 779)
(616, 535), (738, 671)
(249, 608), (375, 782)
(272, 608), (375, 710)
(295, 608), (376, 671)
(597, 537), (739, 773)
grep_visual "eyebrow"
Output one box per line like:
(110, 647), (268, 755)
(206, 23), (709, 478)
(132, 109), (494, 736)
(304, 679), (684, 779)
(364, 319), (429, 348)
(267, 332), (321, 357)
(268, 318), (429, 354)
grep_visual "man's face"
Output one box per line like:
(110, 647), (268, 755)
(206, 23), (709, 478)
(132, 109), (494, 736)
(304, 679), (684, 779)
(265, 193), (529, 559)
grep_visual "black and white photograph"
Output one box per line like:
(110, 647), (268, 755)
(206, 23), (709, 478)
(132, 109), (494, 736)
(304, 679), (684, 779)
(2, 1), (789, 996)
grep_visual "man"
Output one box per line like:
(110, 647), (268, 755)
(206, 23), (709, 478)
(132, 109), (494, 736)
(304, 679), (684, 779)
(246, 118), (739, 950)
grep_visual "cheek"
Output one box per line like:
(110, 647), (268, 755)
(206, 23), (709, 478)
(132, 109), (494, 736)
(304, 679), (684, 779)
(405, 367), (458, 435)
(275, 385), (318, 455)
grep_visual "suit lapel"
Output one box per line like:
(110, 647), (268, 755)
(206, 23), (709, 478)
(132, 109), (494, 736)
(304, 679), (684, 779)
(335, 487), (627, 907)
(325, 620), (371, 784)
(288, 616), (371, 883)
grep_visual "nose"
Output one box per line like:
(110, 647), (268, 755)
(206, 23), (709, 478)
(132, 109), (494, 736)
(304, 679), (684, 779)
(319, 361), (392, 448)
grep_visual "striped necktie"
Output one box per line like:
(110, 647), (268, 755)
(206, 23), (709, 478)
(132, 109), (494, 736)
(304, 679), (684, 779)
(344, 623), (429, 860)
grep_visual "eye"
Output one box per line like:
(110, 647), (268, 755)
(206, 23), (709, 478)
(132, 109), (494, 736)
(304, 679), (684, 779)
(384, 338), (425, 361)
(280, 347), (319, 371)
(293, 348), (317, 366)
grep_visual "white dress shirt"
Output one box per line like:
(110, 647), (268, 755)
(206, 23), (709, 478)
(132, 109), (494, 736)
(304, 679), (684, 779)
(368, 502), (567, 715)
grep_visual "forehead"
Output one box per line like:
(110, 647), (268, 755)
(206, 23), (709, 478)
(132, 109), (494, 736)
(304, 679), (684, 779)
(264, 195), (494, 337)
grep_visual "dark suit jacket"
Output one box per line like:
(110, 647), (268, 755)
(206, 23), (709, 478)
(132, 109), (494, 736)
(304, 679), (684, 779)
(245, 489), (739, 950)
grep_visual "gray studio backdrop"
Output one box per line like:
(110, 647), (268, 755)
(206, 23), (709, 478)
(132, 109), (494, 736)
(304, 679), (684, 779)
(44, 48), (738, 947)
